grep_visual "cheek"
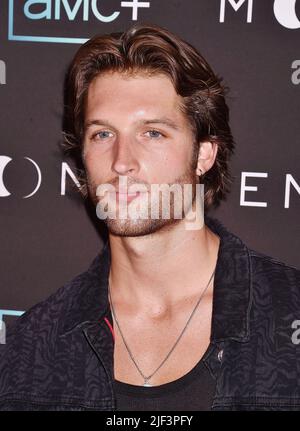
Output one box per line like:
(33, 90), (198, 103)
(83, 150), (108, 182)
(160, 144), (192, 172)
(83, 152), (94, 175)
(146, 154), (184, 184)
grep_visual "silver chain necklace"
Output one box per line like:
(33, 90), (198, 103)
(108, 267), (216, 387)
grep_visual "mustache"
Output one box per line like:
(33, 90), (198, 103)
(110, 178), (149, 190)
(88, 173), (199, 190)
(89, 176), (151, 193)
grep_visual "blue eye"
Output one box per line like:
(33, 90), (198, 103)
(94, 130), (113, 140)
(146, 130), (164, 139)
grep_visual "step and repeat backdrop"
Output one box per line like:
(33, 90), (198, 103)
(0, 0), (299, 327)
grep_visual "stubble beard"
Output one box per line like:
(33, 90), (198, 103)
(86, 158), (199, 238)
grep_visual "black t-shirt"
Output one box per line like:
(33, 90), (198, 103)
(113, 353), (216, 411)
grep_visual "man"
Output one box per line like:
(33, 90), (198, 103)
(0, 23), (299, 411)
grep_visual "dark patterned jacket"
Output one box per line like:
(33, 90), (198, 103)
(0, 217), (299, 411)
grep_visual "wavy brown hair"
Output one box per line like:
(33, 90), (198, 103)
(63, 23), (235, 209)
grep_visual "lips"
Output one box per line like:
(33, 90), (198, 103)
(116, 186), (146, 194)
(116, 190), (139, 195)
(116, 191), (142, 203)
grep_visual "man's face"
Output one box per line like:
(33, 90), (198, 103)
(82, 71), (199, 237)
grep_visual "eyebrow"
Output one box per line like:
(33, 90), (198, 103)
(84, 117), (180, 133)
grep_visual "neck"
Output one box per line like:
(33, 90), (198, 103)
(108, 218), (220, 318)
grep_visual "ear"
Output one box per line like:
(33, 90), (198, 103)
(195, 141), (218, 176)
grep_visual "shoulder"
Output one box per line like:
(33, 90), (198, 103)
(0, 250), (109, 408)
(247, 248), (300, 324)
(249, 248), (299, 286)
(206, 215), (299, 291)
(0, 263), (92, 360)
(0, 262), (98, 407)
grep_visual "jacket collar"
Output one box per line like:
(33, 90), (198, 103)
(59, 241), (111, 337)
(60, 216), (252, 342)
(205, 216), (252, 342)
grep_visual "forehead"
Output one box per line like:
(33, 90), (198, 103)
(85, 71), (185, 122)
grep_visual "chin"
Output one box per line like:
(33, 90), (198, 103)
(104, 217), (181, 237)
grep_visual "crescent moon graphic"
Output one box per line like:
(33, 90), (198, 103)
(0, 156), (12, 197)
(23, 157), (42, 198)
(274, 0), (300, 29)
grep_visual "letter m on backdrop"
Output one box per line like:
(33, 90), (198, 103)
(219, 0), (253, 22)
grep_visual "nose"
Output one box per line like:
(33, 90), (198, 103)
(111, 136), (139, 176)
